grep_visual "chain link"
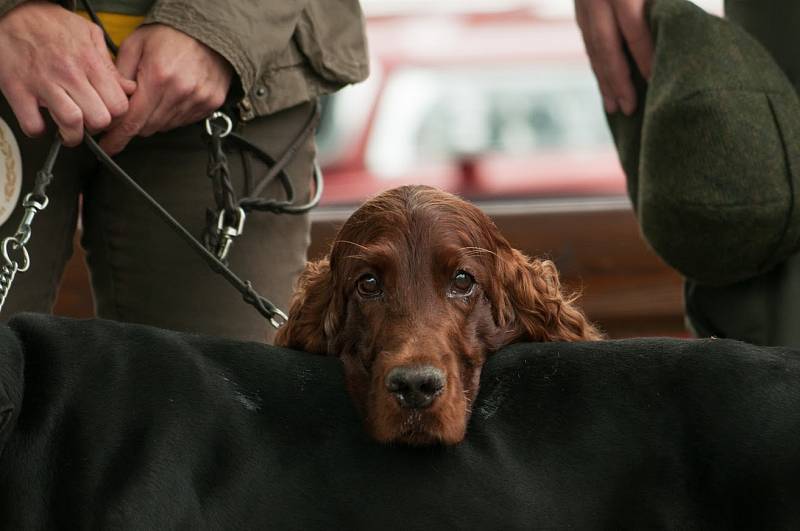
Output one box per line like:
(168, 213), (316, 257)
(0, 193), (50, 311)
(0, 138), (59, 313)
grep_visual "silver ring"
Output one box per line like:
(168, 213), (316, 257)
(2, 237), (30, 273)
(204, 111), (233, 138)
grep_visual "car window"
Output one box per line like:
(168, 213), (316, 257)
(363, 64), (612, 178)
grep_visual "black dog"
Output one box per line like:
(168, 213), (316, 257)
(1, 313), (800, 529)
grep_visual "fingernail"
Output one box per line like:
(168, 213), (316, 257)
(619, 98), (636, 116)
(603, 97), (618, 114)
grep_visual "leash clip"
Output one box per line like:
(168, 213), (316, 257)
(205, 111), (233, 138)
(214, 206), (246, 262)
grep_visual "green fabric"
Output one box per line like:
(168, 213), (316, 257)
(725, 0), (800, 90)
(607, 0), (800, 286)
(85, 0), (154, 15)
(682, 0), (800, 348)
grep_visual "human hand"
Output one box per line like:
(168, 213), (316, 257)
(574, 0), (653, 115)
(0, 1), (136, 145)
(99, 24), (233, 155)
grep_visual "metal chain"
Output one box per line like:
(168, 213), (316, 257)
(0, 139), (60, 312)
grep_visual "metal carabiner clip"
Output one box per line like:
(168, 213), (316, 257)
(214, 206), (246, 262)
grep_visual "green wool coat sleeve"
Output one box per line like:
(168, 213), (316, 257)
(143, 0), (310, 103)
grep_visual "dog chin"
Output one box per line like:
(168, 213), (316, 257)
(368, 408), (467, 446)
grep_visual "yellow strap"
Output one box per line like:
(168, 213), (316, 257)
(77, 11), (145, 47)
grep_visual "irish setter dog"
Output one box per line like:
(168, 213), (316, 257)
(275, 185), (601, 445)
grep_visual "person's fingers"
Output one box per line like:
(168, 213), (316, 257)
(586, 0), (637, 115)
(2, 83), (46, 137)
(156, 82), (226, 133)
(62, 75), (112, 133)
(614, 0), (654, 80)
(137, 74), (194, 136)
(162, 97), (208, 132)
(87, 24), (132, 120)
(120, 77), (137, 96)
(99, 82), (157, 154)
(576, 0), (619, 114)
(40, 83), (84, 146)
(115, 32), (144, 82)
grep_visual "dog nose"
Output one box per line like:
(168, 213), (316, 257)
(385, 366), (445, 409)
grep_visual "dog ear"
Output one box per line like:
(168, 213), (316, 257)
(494, 249), (602, 343)
(274, 258), (340, 355)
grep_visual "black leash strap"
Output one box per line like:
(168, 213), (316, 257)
(81, 134), (288, 328)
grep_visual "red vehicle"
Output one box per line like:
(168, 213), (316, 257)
(306, 5), (686, 338)
(316, 6), (626, 204)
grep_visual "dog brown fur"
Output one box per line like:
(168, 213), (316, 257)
(275, 186), (602, 445)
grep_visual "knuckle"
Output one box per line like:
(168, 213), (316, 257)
(61, 107), (84, 128)
(107, 97), (129, 118)
(89, 24), (105, 42)
(87, 109), (112, 130)
(173, 79), (195, 98)
(52, 60), (82, 85)
(149, 64), (172, 86)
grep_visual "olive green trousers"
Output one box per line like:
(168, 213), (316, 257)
(0, 101), (315, 344)
(685, 0), (800, 346)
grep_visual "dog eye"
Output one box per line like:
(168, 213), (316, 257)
(449, 270), (476, 297)
(357, 274), (382, 298)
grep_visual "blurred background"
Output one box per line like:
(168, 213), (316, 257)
(55, 0), (724, 338)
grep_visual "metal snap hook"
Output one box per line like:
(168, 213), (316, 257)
(269, 308), (289, 329)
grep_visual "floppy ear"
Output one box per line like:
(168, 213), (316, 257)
(495, 249), (603, 342)
(274, 258), (340, 355)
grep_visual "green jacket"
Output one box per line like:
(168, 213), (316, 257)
(0, 0), (370, 120)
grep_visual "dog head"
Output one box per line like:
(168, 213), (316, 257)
(276, 186), (601, 445)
